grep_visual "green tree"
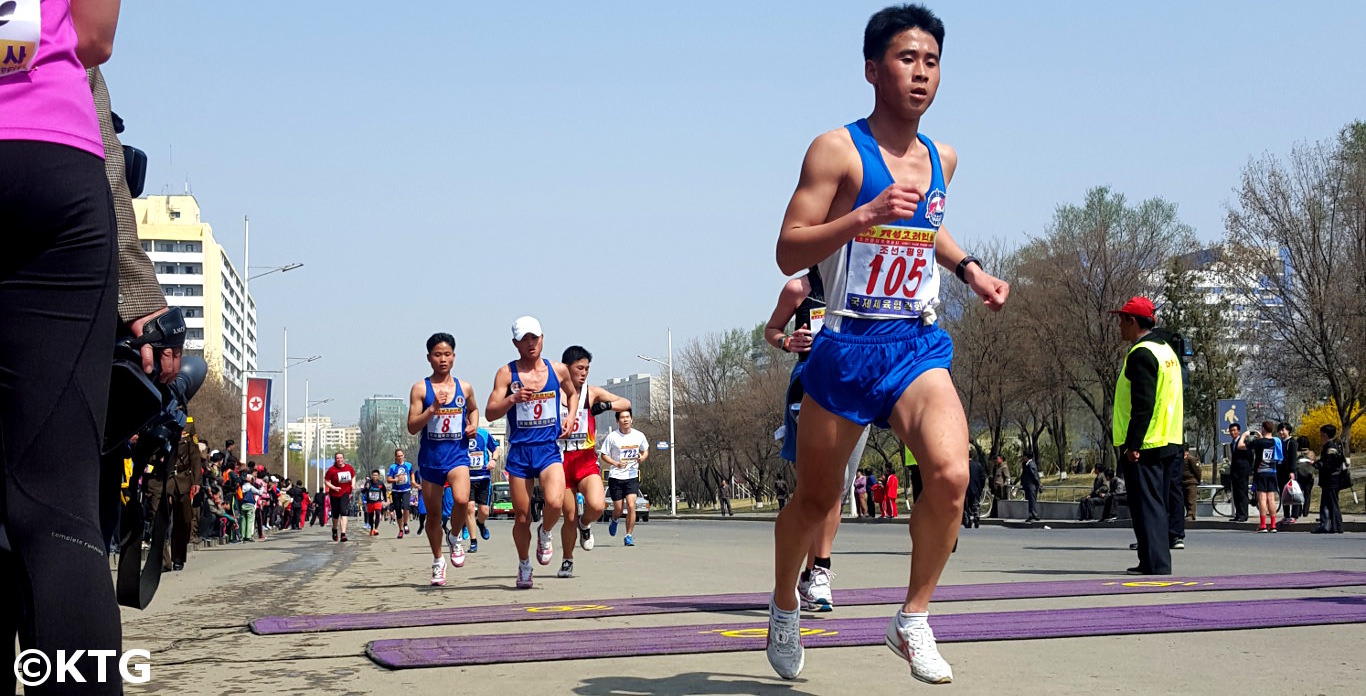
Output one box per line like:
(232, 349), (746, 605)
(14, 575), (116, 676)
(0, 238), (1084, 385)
(1160, 256), (1243, 460)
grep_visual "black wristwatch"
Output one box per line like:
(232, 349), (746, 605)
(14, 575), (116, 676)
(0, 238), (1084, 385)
(955, 255), (982, 283)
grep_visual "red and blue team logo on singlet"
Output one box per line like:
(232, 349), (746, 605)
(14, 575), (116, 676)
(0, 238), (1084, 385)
(925, 189), (947, 227)
(454, 395), (465, 408)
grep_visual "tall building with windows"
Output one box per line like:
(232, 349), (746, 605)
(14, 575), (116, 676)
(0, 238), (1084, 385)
(595, 373), (667, 434)
(360, 395), (408, 444)
(133, 195), (257, 388)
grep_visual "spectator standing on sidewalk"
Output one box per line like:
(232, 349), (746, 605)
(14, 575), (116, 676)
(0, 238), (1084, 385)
(719, 480), (734, 517)
(853, 472), (868, 518)
(775, 476), (789, 511)
(1020, 452), (1041, 522)
(1292, 437), (1315, 522)
(883, 466), (900, 518)
(1313, 425), (1347, 534)
(1181, 450), (1201, 522)
(1110, 296), (1184, 575)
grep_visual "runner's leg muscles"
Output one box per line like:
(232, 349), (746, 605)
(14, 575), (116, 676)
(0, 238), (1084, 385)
(774, 396), (864, 611)
(886, 369), (968, 614)
(538, 464), (565, 533)
(511, 476), (534, 561)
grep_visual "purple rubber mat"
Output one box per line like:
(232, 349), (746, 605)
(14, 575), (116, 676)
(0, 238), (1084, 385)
(367, 594), (1366, 669)
(251, 570), (1366, 635)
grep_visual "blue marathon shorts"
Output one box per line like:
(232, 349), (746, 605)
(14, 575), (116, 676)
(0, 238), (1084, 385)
(419, 460), (467, 489)
(504, 441), (563, 480)
(801, 322), (954, 429)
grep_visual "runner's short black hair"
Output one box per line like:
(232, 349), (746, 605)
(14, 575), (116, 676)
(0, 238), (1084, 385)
(426, 332), (456, 353)
(1320, 424), (1337, 438)
(864, 4), (945, 61)
(616, 408), (633, 421)
(562, 345), (592, 364)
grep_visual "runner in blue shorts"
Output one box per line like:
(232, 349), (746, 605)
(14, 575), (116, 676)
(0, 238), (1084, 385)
(406, 332), (478, 587)
(484, 316), (576, 589)
(462, 426), (500, 553)
(765, 5), (1010, 686)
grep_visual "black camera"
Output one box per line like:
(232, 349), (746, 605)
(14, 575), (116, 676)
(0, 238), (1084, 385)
(104, 307), (203, 454)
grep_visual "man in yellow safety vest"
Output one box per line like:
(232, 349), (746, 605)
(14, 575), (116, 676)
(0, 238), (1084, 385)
(1110, 296), (1184, 576)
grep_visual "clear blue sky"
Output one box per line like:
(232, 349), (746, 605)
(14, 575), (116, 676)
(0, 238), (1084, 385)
(103, 1), (1366, 426)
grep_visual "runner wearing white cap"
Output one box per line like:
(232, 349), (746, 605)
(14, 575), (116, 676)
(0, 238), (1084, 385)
(485, 317), (576, 589)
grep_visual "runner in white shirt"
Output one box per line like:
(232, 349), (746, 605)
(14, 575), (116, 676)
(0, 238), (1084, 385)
(601, 411), (649, 547)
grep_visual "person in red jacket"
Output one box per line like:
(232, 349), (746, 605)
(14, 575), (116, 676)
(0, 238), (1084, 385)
(883, 467), (901, 518)
(873, 475), (886, 518)
(324, 452), (357, 542)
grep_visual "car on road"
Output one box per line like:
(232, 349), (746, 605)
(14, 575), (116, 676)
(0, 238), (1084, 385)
(490, 481), (513, 519)
(599, 493), (649, 523)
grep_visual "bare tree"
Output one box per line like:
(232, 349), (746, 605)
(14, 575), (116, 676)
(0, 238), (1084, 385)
(1225, 122), (1366, 455)
(1015, 187), (1196, 466)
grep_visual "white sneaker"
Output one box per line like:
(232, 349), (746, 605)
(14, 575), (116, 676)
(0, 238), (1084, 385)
(446, 530), (460, 556)
(516, 561), (534, 589)
(579, 523), (595, 551)
(766, 598), (804, 680)
(799, 567), (834, 612)
(885, 614), (953, 684)
(430, 558), (446, 586)
(450, 539), (466, 568)
(536, 525), (554, 565)
(557, 559), (574, 578)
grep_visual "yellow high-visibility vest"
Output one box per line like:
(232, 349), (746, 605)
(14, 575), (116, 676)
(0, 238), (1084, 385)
(1113, 338), (1184, 449)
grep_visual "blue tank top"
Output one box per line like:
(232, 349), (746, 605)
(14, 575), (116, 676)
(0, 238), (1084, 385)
(507, 359), (561, 446)
(817, 119), (947, 336)
(418, 378), (470, 472)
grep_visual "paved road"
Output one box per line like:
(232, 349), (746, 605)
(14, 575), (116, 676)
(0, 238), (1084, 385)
(117, 519), (1366, 695)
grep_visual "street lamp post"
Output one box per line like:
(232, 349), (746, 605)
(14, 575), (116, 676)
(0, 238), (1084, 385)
(236, 213), (303, 466)
(280, 326), (320, 481)
(306, 391), (334, 490)
(637, 328), (676, 517)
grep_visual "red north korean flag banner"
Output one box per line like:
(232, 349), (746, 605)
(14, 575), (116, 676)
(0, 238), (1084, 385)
(246, 377), (272, 456)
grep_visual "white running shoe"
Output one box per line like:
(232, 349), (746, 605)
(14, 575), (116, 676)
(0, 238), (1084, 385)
(430, 558), (446, 586)
(579, 524), (595, 551)
(799, 567), (834, 612)
(516, 561), (533, 589)
(536, 525), (554, 565)
(450, 539), (466, 568)
(885, 614), (953, 684)
(557, 559), (574, 578)
(446, 530), (460, 557)
(766, 598), (804, 680)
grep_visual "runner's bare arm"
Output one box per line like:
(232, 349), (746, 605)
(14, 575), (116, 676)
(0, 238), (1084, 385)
(71, 0), (121, 67)
(765, 277), (811, 352)
(929, 144), (1009, 311)
(556, 362), (577, 439)
(406, 381), (433, 435)
(588, 386), (631, 413)
(485, 365), (516, 421)
(777, 130), (923, 275)
(462, 380), (479, 438)
(600, 441), (622, 469)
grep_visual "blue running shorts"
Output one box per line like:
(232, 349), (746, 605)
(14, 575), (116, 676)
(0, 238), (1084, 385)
(801, 322), (954, 429)
(504, 441), (563, 480)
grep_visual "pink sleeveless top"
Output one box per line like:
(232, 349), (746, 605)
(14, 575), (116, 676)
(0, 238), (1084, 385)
(0, 0), (103, 157)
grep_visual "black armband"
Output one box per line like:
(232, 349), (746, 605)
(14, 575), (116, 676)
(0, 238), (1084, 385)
(955, 255), (982, 283)
(590, 401), (612, 416)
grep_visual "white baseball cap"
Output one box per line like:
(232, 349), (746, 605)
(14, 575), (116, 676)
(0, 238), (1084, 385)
(511, 316), (543, 340)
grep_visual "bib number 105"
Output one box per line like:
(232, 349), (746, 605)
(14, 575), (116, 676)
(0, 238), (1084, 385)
(866, 254), (928, 298)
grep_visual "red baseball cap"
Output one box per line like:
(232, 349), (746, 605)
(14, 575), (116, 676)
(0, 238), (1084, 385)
(1108, 296), (1155, 320)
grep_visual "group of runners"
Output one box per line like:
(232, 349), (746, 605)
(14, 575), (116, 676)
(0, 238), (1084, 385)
(390, 322), (646, 589)
(319, 4), (1004, 685)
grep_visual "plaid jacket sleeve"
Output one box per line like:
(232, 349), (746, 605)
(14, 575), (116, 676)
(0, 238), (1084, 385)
(88, 67), (166, 324)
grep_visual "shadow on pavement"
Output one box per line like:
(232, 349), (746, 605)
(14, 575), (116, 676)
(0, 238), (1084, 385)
(573, 672), (818, 696)
(964, 569), (1117, 576)
(1020, 546), (1127, 552)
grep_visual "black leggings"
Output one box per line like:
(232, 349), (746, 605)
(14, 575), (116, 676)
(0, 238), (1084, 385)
(0, 141), (120, 694)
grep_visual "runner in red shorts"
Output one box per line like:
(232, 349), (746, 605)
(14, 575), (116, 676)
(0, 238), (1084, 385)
(556, 345), (631, 578)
